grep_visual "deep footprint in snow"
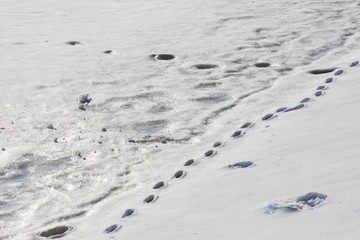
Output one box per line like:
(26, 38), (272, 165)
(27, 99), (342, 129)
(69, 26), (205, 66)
(241, 122), (253, 128)
(213, 142), (222, 148)
(193, 64), (219, 70)
(153, 181), (165, 190)
(350, 61), (359, 67)
(254, 62), (270, 68)
(334, 69), (344, 76)
(173, 170), (186, 179)
(204, 150), (215, 157)
(38, 226), (73, 238)
(66, 41), (81, 46)
(314, 91), (323, 97)
(284, 103), (305, 112)
(122, 209), (135, 218)
(104, 224), (121, 233)
(296, 192), (327, 207)
(103, 50), (113, 54)
(317, 86), (326, 90)
(144, 194), (158, 204)
(184, 159), (195, 166)
(276, 107), (288, 112)
(232, 130), (243, 138)
(262, 113), (274, 121)
(300, 97), (311, 103)
(227, 161), (253, 168)
(151, 54), (175, 60)
(309, 68), (336, 75)
(325, 77), (333, 83)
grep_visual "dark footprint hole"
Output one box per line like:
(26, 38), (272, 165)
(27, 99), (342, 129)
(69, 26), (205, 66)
(173, 170), (185, 179)
(285, 103), (305, 112)
(213, 142), (222, 148)
(350, 61), (359, 67)
(334, 69), (344, 76)
(315, 91), (323, 97)
(103, 50), (113, 54)
(66, 41), (81, 46)
(262, 113), (273, 121)
(254, 62), (270, 68)
(241, 122), (252, 128)
(193, 64), (219, 70)
(309, 68), (336, 75)
(122, 209), (135, 218)
(276, 107), (288, 112)
(38, 226), (73, 238)
(144, 194), (158, 204)
(232, 130), (243, 138)
(227, 161), (253, 168)
(325, 77), (333, 83)
(204, 150), (214, 157)
(184, 159), (195, 166)
(104, 224), (121, 233)
(317, 86), (326, 90)
(300, 97), (311, 103)
(152, 54), (175, 60)
(153, 181), (165, 189)
(296, 192), (327, 207)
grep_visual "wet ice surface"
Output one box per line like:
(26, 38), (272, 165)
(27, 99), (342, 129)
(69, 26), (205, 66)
(1, 0), (360, 238)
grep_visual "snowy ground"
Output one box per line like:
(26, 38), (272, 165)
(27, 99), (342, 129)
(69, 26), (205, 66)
(1, 0), (360, 239)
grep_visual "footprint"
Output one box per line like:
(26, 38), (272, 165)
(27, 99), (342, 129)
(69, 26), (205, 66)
(193, 64), (219, 70)
(173, 170), (186, 179)
(241, 122), (253, 128)
(122, 209), (135, 218)
(317, 86), (326, 90)
(227, 161), (253, 168)
(276, 107), (288, 112)
(254, 62), (270, 68)
(284, 104), (305, 112)
(66, 41), (81, 46)
(151, 54), (175, 60)
(38, 226), (73, 238)
(103, 50), (113, 54)
(300, 97), (311, 103)
(350, 61), (359, 67)
(334, 69), (344, 76)
(204, 149), (215, 157)
(153, 181), (165, 190)
(325, 77), (333, 83)
(232, 130), (244, 138)
(296, 192), (327, 207)
(213, 142), (222, 148)
(314, 91), (323, 97)
(184, 159), (195, 166)
(262, 113), (274, 121)
(309, 68), (336, 75)
(144, 194), (158, 204)
(104, 224), (121, 233)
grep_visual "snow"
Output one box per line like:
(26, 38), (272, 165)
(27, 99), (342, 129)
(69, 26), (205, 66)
(1, 0), (360, 239)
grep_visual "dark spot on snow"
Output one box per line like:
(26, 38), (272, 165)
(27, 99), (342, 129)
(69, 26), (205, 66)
(104, 224), (121, 233)
(334, 69), (343, 76)
(173, 170), (185, 179)
(66, 41), (81, 46)
(79, 94), (92, 104)
(47, 124), (55, 130)
(350, 61), (359, 67)
(300, 98), (311, 103)
(232, 130), (243, 138)
(144, 194), (158, 204)
(103, 50), (113, 54)
(156, 54), (175, 60)
(79, 105), (86, 111)
(296, 192), (327, 207)
(262, 113), (273, 121)
(128, 139), (135, 143)
(1, 148), (5, 151)
(54, 138), (58, 143)
(122, 209), (135, 218)
(325, 77), (333, 83)
(204, 150), (214, 157)
(184, 159), (195, 166)
(153, 181), (165, 189)
(285, 104), (305, 112)
(213, 141), (222, 148)
(227, 161), (253, 168)
(193, 64), (219, 70)
(309, 68), (336, 75)
(161, 138), (167, 144)
(102, 128), (107, 132)
(315, 91), (322, 97)
(317, 86), (326, 90)
(254, 62), (270, 68)
(241, 122), (252, 128)
(276, 107), (287, 112)
(38, 226), (73, 238)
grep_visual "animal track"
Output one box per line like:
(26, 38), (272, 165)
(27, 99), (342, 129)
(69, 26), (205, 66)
(173, 170), (186, 179)
(254, 62), (270, 68)
(300, 97), (311, 103)
(151, 54), (175, 60)
(193, 64), (219, 70)
(213, 142), (222, 147)
(309, 68), (336, 75)
(231, 130), (244, 138)
(38, 226), (73, 238)
(104, 224), (121, 233)
(144, 194), (158, 204)
(262, 113), (274, 121)
(350, 61), (359, 67)
(122, 209), (135, 218)
(284, 103), (305, 112)
(241, 122), (253, 128)
(66, 41), (81, 46)
(153, 181), (165, 190)
(334, 69), (344, 76)
(276, 107), (288, 112)
(204, 150), (215, 157)
(317, 86), (326, 90)
(325, 77), (333, 83)
(227, 161), (253, 168)
(184, 159), (195, 166)
(296, 192), (327, 207)
(314, 91), (323, 97)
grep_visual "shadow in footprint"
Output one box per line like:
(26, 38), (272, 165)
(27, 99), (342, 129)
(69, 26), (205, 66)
(104, 224), (121, 233)
(193, 64), (219, 70)
(184, 159), (195, 166)
(325, 77), (333, 83)
(334, 70), (344, 76)
(276, 107), (288, 112)
(241, 122), (253, 128)
(144, 194), (158, 204)
(314, 91), (323, 97)
(284, 104), (305, 112)
(262, 113), (274, 121)
(300, 98), (311, 103)
(153, 181), (165, 190)
(254, 62), (270, 68)
(317, 86), (326, 90)
(309, 68), (336, 75)
(38, 226), (73, 238)
(296, 192), (327, 207)
(173, 170), (186, 179)
(232, 130), (244, 138)
(227, 161), (253, 169)
(213, 142), (222, 148)
(204, 150), (215, 157)
(103, 50), (113, 54)
(122, 209), (135, 218)
(151, 54), (175, 60)
(350, 61), (359, 67)
(66, 41), (81, 46)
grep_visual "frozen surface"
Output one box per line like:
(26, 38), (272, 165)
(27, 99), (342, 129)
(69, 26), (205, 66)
(1, 0), (360, 239)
